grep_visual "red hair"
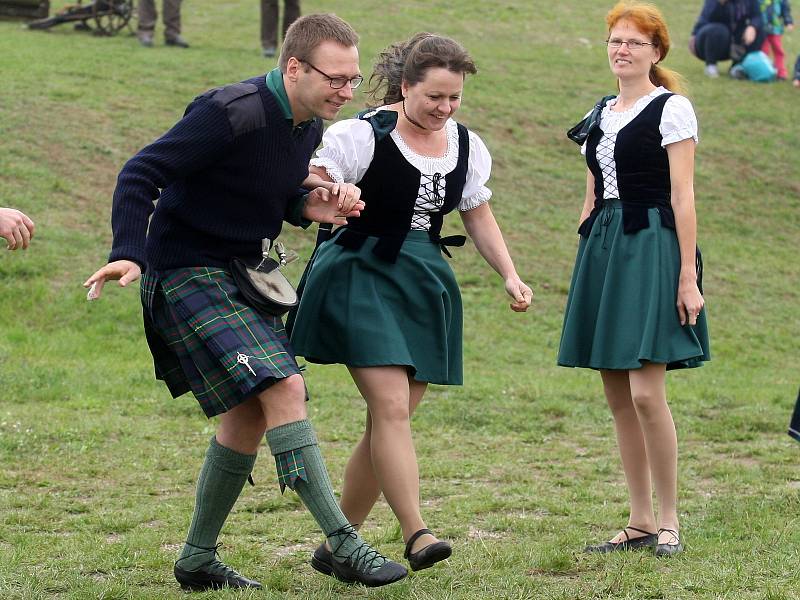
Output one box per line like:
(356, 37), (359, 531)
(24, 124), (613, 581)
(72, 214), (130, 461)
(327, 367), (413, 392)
(606, 2), (686, 94)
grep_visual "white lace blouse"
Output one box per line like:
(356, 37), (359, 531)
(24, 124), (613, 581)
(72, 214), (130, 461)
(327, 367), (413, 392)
(310, 108), (493, 231)
(580, 87), (699, 200)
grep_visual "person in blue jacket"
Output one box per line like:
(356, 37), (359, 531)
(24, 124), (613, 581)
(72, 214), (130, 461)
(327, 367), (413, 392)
(689, 0), (765, 77)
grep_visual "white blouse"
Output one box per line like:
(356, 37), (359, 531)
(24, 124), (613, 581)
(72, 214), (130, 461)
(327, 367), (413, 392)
(580, 87), (699, 199)
(310, 108), (493, 231)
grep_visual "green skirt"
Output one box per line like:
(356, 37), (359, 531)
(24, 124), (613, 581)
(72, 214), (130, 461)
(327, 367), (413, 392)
(289, 229), (463, 384)
(558, 200), (710, 370)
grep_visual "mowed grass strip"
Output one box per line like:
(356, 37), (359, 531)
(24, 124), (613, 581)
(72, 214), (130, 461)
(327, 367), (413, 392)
(1, 1), (799, 598)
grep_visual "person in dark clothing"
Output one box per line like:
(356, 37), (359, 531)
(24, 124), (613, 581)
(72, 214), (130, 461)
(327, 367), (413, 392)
(789, 389), (800, 442)
(261, 0), (301, 57)
(793, 53), (800, 85)
(137, 0), (189, 48)
(689, 0), (765, 77)
(83, 13), (407, 592)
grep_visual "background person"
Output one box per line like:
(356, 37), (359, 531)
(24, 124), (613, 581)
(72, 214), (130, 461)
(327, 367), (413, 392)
(793, 52), (800, 84)
(760, 0), (794, 80)
(261, 0), (301, 57)
(0, 207), (35, 251)
(559, 2), (710, 558)
(689, 0), (764, 77)
(289, 33), (532, 575)
(138, 0), (189, 48)
(83, 13), (406, 591)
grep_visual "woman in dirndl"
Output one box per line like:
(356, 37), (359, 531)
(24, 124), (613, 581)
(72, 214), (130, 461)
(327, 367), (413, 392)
(289, 33), (532, 571)
(558, 2), (710, 558)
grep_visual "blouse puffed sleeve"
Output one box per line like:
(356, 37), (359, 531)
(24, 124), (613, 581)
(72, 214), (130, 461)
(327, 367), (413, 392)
(660, 95), (699, 146)
(458, 130), (493, 211)
(309, 118), (376, 183)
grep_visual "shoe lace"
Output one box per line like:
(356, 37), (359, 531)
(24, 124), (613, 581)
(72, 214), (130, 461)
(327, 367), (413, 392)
(327, 524), (386, 573)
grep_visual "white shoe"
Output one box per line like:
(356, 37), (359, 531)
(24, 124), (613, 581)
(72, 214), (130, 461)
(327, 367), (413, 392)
(704, 64), (719, 78)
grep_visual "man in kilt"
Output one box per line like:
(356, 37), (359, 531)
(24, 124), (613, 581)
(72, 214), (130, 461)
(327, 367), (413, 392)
(84, 13), (407, 591)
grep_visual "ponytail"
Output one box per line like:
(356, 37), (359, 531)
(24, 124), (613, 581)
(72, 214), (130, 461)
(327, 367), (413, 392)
(651, 64), (687, 95)
(366, 33), (433, 107)
(367, 32), (477, 108)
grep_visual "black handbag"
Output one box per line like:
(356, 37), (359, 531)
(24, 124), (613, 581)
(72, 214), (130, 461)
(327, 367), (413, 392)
(230, 239), (298, 316)
(566, 94), (617, 145)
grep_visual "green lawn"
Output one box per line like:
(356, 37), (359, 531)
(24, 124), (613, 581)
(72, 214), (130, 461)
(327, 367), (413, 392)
(1, 1), (799, 598)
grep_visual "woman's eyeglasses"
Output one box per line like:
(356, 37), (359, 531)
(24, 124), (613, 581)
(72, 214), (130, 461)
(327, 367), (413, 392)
(606, 38), (655, 50)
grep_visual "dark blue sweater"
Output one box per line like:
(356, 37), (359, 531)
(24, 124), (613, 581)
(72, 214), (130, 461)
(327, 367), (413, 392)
(109, 76), (322, 271)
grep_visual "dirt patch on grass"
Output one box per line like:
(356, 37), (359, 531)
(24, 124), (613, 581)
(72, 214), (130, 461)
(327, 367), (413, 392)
(468, 526), (506, 540)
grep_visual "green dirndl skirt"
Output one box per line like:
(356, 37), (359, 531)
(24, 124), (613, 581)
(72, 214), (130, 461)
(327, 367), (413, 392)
(288, 229), (463, 385)
(558, 199), (710, 370)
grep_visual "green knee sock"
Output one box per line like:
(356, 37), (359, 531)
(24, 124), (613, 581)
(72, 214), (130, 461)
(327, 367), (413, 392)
(266, 420), (386, 571)
(177, 437), (257, 570)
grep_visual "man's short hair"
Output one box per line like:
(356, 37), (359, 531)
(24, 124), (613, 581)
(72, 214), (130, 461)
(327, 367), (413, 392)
(280, 13), (359, 72)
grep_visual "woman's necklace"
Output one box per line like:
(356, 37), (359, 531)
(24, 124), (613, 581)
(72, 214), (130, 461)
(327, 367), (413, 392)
(402, 100), (429, 131)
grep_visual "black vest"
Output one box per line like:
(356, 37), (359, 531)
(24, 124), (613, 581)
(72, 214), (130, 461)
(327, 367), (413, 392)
(580, 92), (677, 237)
(334, 110), (470, 263)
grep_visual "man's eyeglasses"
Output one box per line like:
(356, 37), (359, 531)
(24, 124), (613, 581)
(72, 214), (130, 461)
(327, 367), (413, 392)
(301, 60), (363, 89)
(606, 38), (656, 50)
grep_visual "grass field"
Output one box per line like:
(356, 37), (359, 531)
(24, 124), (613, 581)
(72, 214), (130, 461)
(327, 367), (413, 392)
(1, 0), (799, 598)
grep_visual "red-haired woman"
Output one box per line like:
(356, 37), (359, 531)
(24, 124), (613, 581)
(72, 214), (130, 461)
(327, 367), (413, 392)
(559, 2), (710, 557)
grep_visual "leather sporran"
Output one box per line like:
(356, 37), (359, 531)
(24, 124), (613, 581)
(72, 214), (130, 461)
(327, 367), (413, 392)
(230, 240), (298, 316)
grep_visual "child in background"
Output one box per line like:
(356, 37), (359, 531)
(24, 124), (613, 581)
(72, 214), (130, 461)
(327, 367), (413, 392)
(793, 54), (800, 86)
(760, 0), (794, 79)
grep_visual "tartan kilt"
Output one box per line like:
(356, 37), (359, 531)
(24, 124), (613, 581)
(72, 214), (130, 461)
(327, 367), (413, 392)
(140, 267), (302, 418)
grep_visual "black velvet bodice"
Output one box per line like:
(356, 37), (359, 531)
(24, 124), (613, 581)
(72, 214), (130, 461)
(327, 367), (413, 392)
(580, 92), (677, 237)
(334, 110), (470, 263)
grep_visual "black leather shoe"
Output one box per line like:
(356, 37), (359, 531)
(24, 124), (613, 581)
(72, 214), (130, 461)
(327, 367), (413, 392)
(654, 528), (683, 557)
(583, 526), (657, 554)
(174, 561), (262, 591)
(165, 35), (190, 48)
(404, 528), (452, 571)
(174, 543), (261, 591)
(310, 542), (333, 576)
(311, 528), (407, 587)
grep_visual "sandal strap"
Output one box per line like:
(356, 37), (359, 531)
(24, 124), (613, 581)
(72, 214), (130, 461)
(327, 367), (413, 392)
(625, 526), (656, 537)
(404, 528), (433, 559)
(657, 528), (680, 543)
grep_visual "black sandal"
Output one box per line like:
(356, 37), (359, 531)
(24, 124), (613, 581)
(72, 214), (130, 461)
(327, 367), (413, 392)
(404, 528), (452, 571)
(654, 528), (683, 557)
(583, 525), (657, 554)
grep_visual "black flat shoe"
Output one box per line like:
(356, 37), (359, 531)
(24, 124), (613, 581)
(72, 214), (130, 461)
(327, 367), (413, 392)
(404, 528), (452, 571)
(654, 528), (683, 557)
(310, 536), (407, 587)
(583, 525), (657, 554)
(174, 561), (262, 591)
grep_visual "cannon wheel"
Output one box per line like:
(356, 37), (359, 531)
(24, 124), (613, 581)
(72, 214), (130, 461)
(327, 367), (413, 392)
(93, 0), (134, 35)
